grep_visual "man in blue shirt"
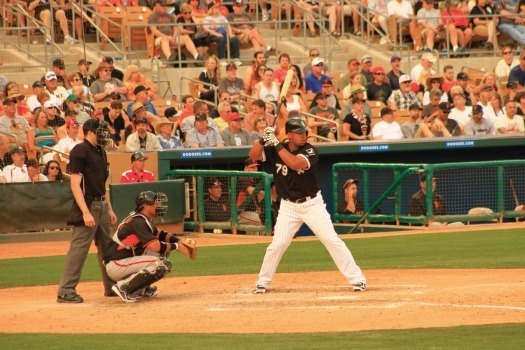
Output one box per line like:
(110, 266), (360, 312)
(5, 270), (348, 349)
(305, 58), (329, 94)
(509, 52), (525, 87)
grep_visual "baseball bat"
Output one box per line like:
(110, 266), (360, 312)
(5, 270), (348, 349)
(510, 179), (520, 207)
(272, 69), (295, 127)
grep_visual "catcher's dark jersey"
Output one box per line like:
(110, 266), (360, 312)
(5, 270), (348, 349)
(106, 214), (158, 262)
(264, 142), (320, 201)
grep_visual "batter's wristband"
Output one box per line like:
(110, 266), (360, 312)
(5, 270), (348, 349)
(170, 243), (178, 251)
(169, 235), (179, 243)
(275, 143), (284, 152)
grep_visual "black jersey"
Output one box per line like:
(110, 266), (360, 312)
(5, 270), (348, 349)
(69, 140), (109, 197)
(264, 142), (320, 201)
(106, 214), (158, 262)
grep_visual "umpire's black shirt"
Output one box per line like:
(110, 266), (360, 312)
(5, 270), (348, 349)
(69, 140), (109, 197)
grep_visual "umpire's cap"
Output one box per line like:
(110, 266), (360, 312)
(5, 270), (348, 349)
(285, 118), (310, 134)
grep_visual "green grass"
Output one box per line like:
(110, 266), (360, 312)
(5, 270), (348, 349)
(1, 229), (524, 289)
(0, 323), (524, 349)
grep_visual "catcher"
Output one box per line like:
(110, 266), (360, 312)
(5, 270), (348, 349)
(104, 191), (197, 303)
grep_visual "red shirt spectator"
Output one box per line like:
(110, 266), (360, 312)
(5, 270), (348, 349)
(120, 151), (155, 183)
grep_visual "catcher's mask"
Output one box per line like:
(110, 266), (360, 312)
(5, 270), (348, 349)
(135, 191), (168, 216)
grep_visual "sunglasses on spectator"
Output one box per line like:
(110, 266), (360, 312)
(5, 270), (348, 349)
(72, 78), (81, 82)
(103, 69), (112, 72)
(314, 63), (323, 66)
(374, 73), (385, 75)
(310, 53), (320, 57)
(503, 51), (512, 54)
(257, 118), (266, 121)
(222, 97), (231, 100)
(49, 166), (59, 170)
(317, 96), (327, 100)
(182, 11), (191, 14)
(70, 99), (80, 104)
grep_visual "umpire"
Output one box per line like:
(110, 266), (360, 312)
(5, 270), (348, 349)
(57, 119), (117, 303)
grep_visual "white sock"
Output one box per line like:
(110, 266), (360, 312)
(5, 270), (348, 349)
(266, 45), (271, 51)
(194, 53), (199, 59)
(166, 54), (171, 61)
(453, 45), (459, 52)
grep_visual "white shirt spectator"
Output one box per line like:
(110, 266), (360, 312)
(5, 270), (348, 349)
(477, 102), (497, 125)
(448, 106), (472, 126)
(387, 0), (414, 18)
(464, 118), (495, 135)
(410, 64), (436, 83)
(3, 164), (31, 182)
(495, 58), (519, 78)
(372, 120), (404, 140)
(495, 114), (525, 133)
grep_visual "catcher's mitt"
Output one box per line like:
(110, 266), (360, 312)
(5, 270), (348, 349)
(179, 238), (197, 260)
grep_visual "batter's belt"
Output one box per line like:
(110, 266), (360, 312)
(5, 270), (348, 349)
(283, 194), (318, 204)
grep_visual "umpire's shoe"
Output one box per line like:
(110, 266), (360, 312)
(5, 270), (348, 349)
(352, 282), (367, 292)
(253, 285), (267, 294)
(112, 284), (137, 303)
(57, 292), (84, 303)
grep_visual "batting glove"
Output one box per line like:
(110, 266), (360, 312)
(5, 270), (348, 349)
(263, 132), (280, 147)
(263, 126), (276, 137)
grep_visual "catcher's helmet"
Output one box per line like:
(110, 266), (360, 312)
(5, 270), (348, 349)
(285, 118), (310, 134)
(134, 191), (168, 216)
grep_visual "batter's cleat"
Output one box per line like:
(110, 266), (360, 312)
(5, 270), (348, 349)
(352, 282), (367, 292)
(57, 292), (84, 303)
(253, 285), (267, 294)
(112, 284), (137, 303)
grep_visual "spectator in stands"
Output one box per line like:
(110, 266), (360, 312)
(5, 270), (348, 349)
(177, 3), (211, 60)
(417, 0), (444, 53)
(410, 52), (436, 82)
(0, 92), (30, 147)
(441, 65), (456, 94)
(198, 55), (221, 102)
(360, 55), (374, 84)
(213, 101), (232, 131)
(250, 113), (269, 144)
(289, 65), (306, 96)
(3, 146), (30, 182)
(387, 0), (421, 51)
(156, 116), (183, 149)
(473, 72), (501, 100)
(409, 173), (447, 217)
(63, 94), (90, 125)
(43, 100), (66, 130)
(279, 77), (307, 118)
(441, 0), (472, 55)
(73, 86), (94, 115)
(203, 1), (241, 64)
(305, 58), (329, 94)
(55, 109), (78, 140)
(495, 47), (519, 78)
(26, 81), (45, 112)
(204, 178), (230, 222)
(126, 117), (163, 151)
(245, 99), (275, 134)
(366, 66), (392, 104)
(495, 100), (525, 134)
(320, 0), (343, 37)
(372, 107), (403, 140)
(423, 75), (447, 104)
(220, 112), (251, 146)
(273, 53), (291, 84)
(0, 134), (9, 169)
(343, 97), (372, 140)
(27, 0), (76, 44)
(490, 92), (505, 120)
(103, 100), (128, 146)
(44, 71), (68, 105)
(368, 0), (390, 45)
(45, 58), (70, 89)
(422, 88), (441, 120)
(126, 85), (159, 121)
(185, 113), (225, 148)
(449, 72), (474, 105)
(123, 65), (159, 101)
(77, 59), (95, 88)
(388, 74), (420, 111)
(494, 0), (525, 47)
(337, 58), (361, 91)
(303, 49), (331, 77)
(515, 91), (525, 115)
(100, 56), (124, 81)
(43, 160), (66, 181)
(218, 62), (246, 109)
(504, 81), (519, 105)
(27, 107), (58, 158)
(228, 0), (275, 56)
(182, 100), (220, 136)
(464, 104), (496, 135)
(243, 51), (266, 91)
(246, 63), (266, 95)
(90, 62), (128, 102)
(67, 72), (91, 101)
(341, 85), (371, 119)
(342, 71), (368, 100)
(509, 51), (525, 87)
(338, 178), (364, 222)
(311, 78), (340, 110)
(148, 0), (203, 64)
(26, 158), (48, 182)
(477, 85), (497, 123)
(121, 151), (155, 183)
(401, 103), (423, 138)
(308, 92), (340, 142)
(386, 55), (404, 90)
(252, 68), (279, 111)
(449, 93), (472, 132)
(188, 0), (206, 20)
(470, 0), (498, 51)
(50, 119), (82, 165)
(417, 102), (461, 137)
(178, 95), (196, 122)
(295, 0), (321, 38)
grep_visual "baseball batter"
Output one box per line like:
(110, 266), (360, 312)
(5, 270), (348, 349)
(250, 118), (366, 293)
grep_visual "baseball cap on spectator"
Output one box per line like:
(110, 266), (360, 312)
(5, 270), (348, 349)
(134, 117), (148, 125)
(32, 80), (44, 88)
(66, 94), (79, 102)
(438, 102), (453, 112)
(44, 100), (59, 109)
(228, 112), (243, 122)
(507, 81), (518, 88)
(470, 104), (483, 116)
(78, 58), (92, 66)
(225, 62), (237, 71)
(134, 85), (149, 96)
(362, 55), (373, 63)
(343, 178), (358, 190)
(456, 72), (469, 80)
(10, 146), (26, 155)
(233, 0), (244, 6)
(349, 58), (360, 66)
(164, 107), (178, 118)
(312, 57), (324, 66)
(380, 107), (394, 117)
(102, 56), (114, 64)
(422, 52), (437, 63)
(195, 113), (208, 121)
(131, 102), (145, 114)
(372, 66), (385, 74)
(209, 178), (223, 187)
(52, 58), (65, 69)
(244, 158), (260, 168)
(27, 158), (40, 168)
(409, 103), (422, 111)
(66, 120), (80, 128)
(321, 78), (333, 86)
(45, 71), (58, 81)
(110, 100), (123, 109)
(131, 151), (148, 162)
(390, 55), (401, 62)
(399, 74), (411, 84)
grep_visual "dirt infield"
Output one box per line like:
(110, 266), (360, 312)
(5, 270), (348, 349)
(1, 229), (524, 334)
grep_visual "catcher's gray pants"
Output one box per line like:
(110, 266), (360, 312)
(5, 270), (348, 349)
(105, 256), (161, 282)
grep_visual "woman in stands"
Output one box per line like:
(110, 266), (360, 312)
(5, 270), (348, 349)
(476, 84), (497, 124)
(67, 72), (90, 98)
(202, 1), (241, 64)
(470, 0), (498, 51)
(422, 75), (447, 105)
(188, 0), (206, 20)
(250, 113), (268, 144)
(273, 53), (291, 83)
(198, 55), (221, 102)
(514, 91), (525, 117)
(473, 72), (501, 100)
(27, 107), (58, 158)
(178, 3), (210, 60)
(289, 64), (306, 96)
(490, 92), (505, 120)
(122, 65), (159, 101)
(280, 74), (307, 117)
(43, 159), (66, 181)
(246, 63), (266, 95)
(342, 97), (371, 141)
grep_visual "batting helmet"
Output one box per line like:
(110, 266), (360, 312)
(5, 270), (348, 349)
(285, 118), (310, 134)
(134, 191), (168, 216)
